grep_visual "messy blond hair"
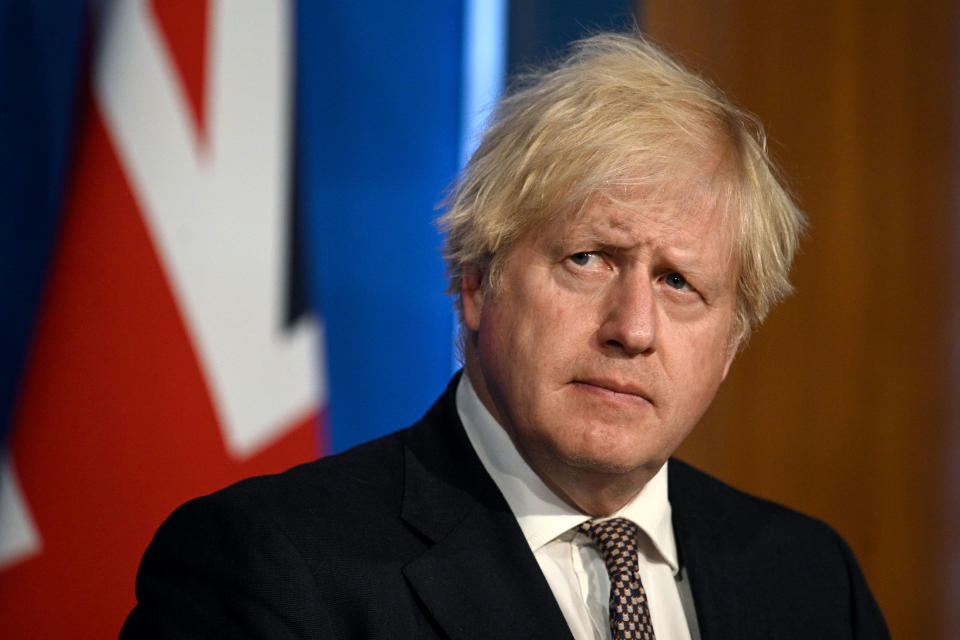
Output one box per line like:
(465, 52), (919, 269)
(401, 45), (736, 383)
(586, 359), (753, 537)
(438, 32), (804, 349)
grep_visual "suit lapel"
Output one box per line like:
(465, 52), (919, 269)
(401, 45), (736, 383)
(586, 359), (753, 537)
(670, 461), (774, 640)
(399, 379), (574, 640)
(402, 504), (574, 640)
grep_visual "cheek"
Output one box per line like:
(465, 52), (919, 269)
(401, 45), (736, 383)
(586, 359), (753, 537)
(667, 321), (732, 392)
(476, 296), (536, 385)
(524, 296), (589, 366)
(479, 294), (568, 392)
(490, 286), (567, 342)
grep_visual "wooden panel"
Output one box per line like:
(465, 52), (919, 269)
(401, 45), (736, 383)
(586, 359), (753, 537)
(642, 2), (959, 637)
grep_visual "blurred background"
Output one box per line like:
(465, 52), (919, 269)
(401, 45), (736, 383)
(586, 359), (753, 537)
(0, 0), (955, 637)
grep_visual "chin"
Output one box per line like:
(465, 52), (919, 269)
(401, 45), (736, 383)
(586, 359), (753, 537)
(562, 448), (660, 476)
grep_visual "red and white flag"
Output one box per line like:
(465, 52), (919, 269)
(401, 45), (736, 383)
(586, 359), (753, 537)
(0, 2), (323, 637)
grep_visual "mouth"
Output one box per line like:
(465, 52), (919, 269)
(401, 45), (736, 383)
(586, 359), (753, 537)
(571, 378), (653, 407)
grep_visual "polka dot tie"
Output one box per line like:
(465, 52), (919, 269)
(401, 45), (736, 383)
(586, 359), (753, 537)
(579, 518), (656, 640)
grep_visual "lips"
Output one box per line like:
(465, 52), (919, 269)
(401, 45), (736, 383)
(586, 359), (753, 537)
(572, 378), (653, 406)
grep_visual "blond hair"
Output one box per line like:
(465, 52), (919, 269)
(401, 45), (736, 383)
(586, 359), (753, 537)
(438, 32), (805, 349)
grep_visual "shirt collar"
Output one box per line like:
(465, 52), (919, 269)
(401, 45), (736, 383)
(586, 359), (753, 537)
(456, 372), (679, 575)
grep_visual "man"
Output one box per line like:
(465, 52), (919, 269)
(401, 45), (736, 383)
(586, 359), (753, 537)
(122, 33), (888, 639)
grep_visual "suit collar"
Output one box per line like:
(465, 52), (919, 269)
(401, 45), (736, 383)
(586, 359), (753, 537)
(399, 375), (574, 640)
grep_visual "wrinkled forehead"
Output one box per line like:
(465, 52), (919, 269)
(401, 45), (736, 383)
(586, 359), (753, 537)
(551, 144), (742, 248)
(542, 195), (738, 271)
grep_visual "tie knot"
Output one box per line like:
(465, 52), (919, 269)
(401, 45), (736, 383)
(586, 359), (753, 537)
(578, 517), (640, 578)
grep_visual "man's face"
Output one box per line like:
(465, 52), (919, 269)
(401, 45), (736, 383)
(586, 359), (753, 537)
(462, 190), (738, 505)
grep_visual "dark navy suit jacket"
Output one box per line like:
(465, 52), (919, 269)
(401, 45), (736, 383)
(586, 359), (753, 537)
(121, 377), (889, 639)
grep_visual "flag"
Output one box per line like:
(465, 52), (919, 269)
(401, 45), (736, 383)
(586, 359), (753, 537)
(0, 2), (319, 636)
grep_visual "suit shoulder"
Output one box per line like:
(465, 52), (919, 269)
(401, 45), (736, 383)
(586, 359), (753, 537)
(122, 432), (413, 639)
(669, 458), (841, 546)
(168, 428), (410, 533)
(669, 459), (890, 637)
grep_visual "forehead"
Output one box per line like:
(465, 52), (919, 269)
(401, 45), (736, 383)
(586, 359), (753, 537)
(546, 188), (738, 261)
(546, 141), (741, 245)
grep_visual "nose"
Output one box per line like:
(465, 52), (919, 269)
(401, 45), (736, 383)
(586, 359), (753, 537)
(597, 273), (656, 356)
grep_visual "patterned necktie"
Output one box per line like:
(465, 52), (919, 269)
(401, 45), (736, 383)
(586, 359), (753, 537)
(579, 518), (656, 640)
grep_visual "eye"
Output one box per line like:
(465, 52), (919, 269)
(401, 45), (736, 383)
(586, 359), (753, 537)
(568, 252), (600, 267)
(664, 272), (690, 290)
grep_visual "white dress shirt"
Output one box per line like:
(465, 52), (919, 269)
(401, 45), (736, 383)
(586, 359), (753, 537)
(456, 374), (693, 640)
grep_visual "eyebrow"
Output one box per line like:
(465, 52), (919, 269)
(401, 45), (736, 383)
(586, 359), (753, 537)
(550, 218), (735, 279)
(556, 223), (638, 249)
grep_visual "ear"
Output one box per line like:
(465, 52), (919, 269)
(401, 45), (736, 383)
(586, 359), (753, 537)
(461, 264), (485, 332)
(720, 350), (736, 382)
